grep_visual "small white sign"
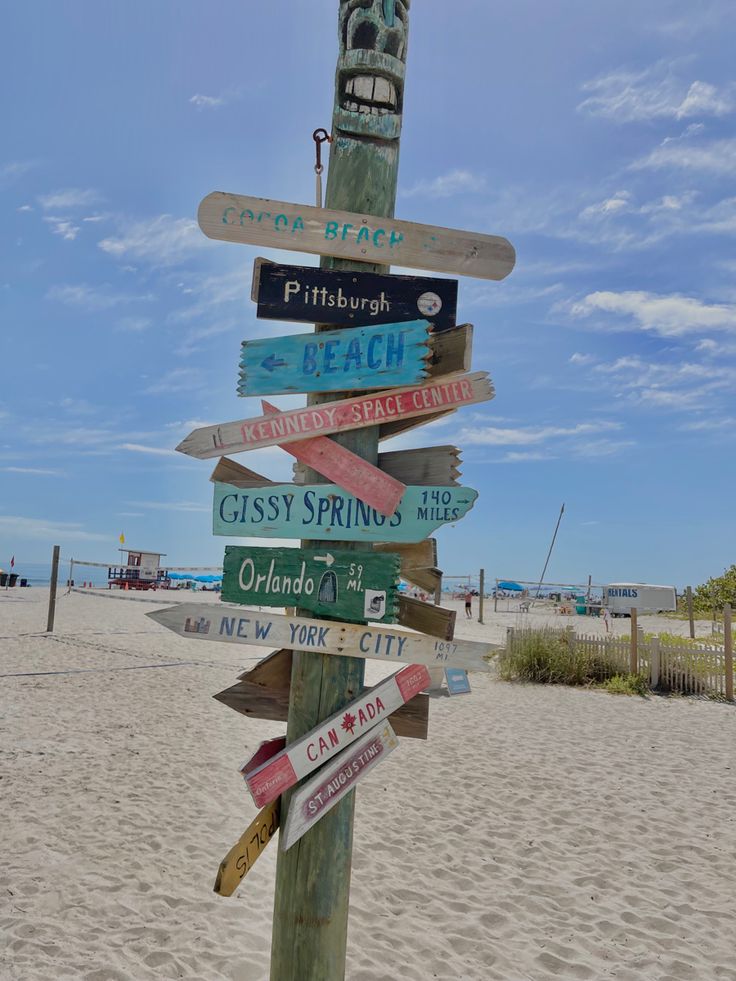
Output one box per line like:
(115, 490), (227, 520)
(364, 589), (387, 620)
(417, 291), (442, 317)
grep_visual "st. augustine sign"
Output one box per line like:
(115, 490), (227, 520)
(280, 723), (398, 852)
(221, 545), (400, 622)
(242, 664), (427, 808)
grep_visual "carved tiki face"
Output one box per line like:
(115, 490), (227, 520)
(335, 0), (409, 141)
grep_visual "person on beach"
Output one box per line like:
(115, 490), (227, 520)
(602, 605), (611, 633)
(464, 590), (473, 619)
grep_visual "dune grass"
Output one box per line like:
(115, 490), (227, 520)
(498, 627), (649, 694)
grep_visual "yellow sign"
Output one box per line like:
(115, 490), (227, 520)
(213, 799), (279, 896)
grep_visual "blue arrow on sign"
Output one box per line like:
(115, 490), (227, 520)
(261, 354), (288, 373)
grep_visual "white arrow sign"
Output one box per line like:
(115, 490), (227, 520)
(145, 604), (494, 672)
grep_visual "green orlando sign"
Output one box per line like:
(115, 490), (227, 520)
(221, 545), (400, 623)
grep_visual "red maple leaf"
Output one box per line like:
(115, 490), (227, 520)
(341, 711), (357, 735)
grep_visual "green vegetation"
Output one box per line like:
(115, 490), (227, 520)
(498, 627), (612, 687)
(601, 673), (649, 697)
(692, 565), (736, 614)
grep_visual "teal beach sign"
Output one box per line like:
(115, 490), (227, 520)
(238, 320), (431, 396)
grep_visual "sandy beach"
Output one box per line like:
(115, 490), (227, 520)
(2, 588), (735, 981)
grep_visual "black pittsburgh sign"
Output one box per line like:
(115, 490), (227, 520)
(251, 258), (458, 332)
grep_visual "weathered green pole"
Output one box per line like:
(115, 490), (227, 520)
(270, 3), (411, 978)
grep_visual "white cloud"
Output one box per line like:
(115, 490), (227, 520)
(98, 214), (205, 266)
(572, 354), (734, 414)
(633, 137), (736, 175)
(117, 316), (152, 332)
(498, 451), (553, 463)
(403, 169), (486, 198)
(569, 352), (595, 365)
(190, 93), (225, 109)
(579, 191), (632, 219)
(569, 290), (736, 337)
(17, 204), (33, 212)
(38, 188), (101, 210)
(176, 320), (236, 356)
(0, 466), (64, 476)
(126, 499), (210, 513)
(0, 160), (37, 185)
(681, 416), (736, 432)
(141, 368), (204, 395)
(578, 63), (736, 123)
(47, 283), (153, 311)
(168, 269), (250, 323)
(43, 217), (80, 241)
(118, 443), (179, 457)
(458, 421), (621, 446)
(0, 515), (109, 543)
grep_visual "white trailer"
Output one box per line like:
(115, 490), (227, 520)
(603, 583), (677, 617)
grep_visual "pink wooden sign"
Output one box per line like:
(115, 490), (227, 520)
(176, 372), (493, 459)
(241, 663), (429, 808)
(241, 736), (286, 776)
(261, 400), (405, 517)
(281, 722), (398, 851)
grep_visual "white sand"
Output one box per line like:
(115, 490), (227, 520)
(2, 588), (735, 980)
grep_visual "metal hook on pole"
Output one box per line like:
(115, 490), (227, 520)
(313, 128), (332, 207)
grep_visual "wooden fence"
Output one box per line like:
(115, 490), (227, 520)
(507, 626), (733, 698)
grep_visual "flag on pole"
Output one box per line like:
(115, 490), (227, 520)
(119, 533), (125, 545)
(10, 556), (14, 569)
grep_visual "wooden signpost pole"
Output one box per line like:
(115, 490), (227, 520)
(46, 544), (61, 633)
(270, 5), (412, 978)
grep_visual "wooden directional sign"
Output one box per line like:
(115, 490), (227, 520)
(221, 545), (400, 623)
(281, 722), (398, 852)
(214, 648), (429, 739)
(146, 604), (494, 672)
(177, 372), (493, 459)
(252, 258), (459, 330)
(398, 595), (456, 641)
(374, 538), (437, 571)
(294, 445), (461, 487)
(261, 400), (405, 517)
(213, 481), (478, 543)
(198, 193), (516, 281)
(238, 321), (431, 396)
(445, 668), (472, 695)
(213, 800), (279, 896)
(242, 664), (428, 808)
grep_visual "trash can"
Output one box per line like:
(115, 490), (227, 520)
(8, 574), (18, 587)
(0, 573), (7, 587)
(20, 578), (28, 587)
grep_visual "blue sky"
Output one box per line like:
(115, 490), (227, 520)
(1, 0), (734, 589)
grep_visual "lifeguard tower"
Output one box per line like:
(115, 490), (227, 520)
(108, 549), (168, 590)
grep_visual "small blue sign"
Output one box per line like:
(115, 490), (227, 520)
(445, 668), (472, 695)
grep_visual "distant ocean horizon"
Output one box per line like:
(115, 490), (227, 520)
(2, 561), (110, 588)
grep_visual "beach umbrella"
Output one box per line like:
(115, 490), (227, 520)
(498, 581), (523, 591)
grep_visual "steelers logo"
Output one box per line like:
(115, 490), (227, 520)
(416, 291), (442, 317)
